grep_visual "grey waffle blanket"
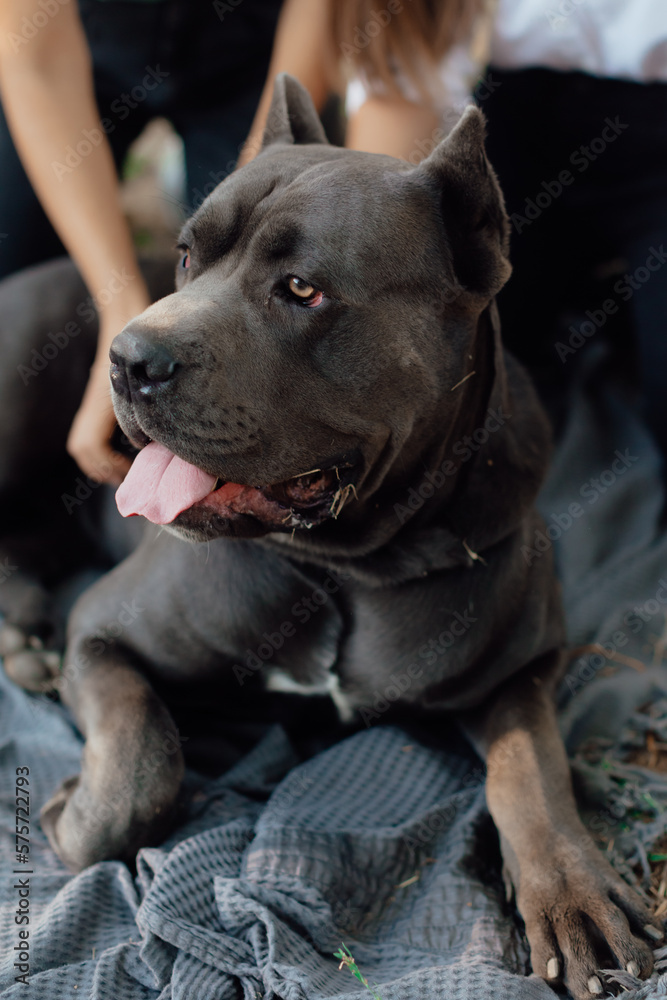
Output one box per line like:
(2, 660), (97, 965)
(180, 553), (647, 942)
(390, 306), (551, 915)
(2, 349), (667, 1000)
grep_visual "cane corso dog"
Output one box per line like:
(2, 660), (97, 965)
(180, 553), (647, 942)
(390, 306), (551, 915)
(0, 75), (661, 998)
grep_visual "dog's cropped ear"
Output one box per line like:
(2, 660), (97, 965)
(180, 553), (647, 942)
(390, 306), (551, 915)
(418, 105), (511, 302)
(261, 73), (328, 152)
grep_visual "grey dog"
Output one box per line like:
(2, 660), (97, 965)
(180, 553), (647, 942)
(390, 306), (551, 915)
(0, 75), (661, 1000)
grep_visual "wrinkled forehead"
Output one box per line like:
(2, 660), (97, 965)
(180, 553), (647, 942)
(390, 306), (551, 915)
(187, 149), (444, 291)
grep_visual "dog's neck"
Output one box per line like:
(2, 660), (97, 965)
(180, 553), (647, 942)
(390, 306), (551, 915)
(266, 303), (552, 586)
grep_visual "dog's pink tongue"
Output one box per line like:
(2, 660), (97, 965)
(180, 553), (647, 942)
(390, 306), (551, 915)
(116, 441), (217, 524)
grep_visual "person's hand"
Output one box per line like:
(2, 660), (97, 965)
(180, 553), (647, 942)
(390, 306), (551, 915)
(67, 357), (130, 487)
(66, 281), (152, 485)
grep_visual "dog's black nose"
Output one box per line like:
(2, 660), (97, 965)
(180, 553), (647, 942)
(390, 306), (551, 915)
(110, 329), (178, 396)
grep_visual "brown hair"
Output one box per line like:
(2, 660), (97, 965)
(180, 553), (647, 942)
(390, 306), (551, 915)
(328, 0), (485, 104)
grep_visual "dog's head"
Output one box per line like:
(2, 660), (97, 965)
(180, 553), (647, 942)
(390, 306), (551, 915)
(112, 74), (536, 554)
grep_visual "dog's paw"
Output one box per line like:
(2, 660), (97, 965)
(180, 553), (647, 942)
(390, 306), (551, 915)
(40, 775), (92, 872)
(41, 746), (183, 871)
(40, 772), (155, 872)
(0, 623), (60, 692)
(514, 837), (661, 999)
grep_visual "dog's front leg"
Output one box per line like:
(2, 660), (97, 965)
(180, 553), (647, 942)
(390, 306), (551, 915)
(40, 649), (184, 872)
(467, 650), (661, 999)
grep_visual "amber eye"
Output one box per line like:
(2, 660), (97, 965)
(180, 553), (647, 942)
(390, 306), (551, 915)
(288, 276), (314, 298)
(286, 275), (324, 308)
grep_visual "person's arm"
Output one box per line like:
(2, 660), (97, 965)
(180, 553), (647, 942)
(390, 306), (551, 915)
(0, 0), (151, 484)
(238, 0), (442, 168)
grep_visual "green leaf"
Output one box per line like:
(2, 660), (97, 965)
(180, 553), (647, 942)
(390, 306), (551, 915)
(334, 943), (383, 1000)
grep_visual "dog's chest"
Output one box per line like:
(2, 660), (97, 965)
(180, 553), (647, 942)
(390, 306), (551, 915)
(186, 542), (350, 694)
(204, 545), (481, 715)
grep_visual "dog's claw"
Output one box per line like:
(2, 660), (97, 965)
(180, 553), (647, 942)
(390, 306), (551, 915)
(4, 649), (59, 692)
(513, 831), (657, 1000)
(644, 924), (664, 941)
(1, 620), (61, 692)
(0, 623), (28, 657)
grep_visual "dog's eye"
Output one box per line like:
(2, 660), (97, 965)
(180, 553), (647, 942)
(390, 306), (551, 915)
(176, 246), (191, 270)
(289, 276), (313, 298)
(287, 276), (323, 307)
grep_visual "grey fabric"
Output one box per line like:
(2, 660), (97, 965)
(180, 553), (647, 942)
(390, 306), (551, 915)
(2, 347), (667, 999)
(0, 696), (547, 999)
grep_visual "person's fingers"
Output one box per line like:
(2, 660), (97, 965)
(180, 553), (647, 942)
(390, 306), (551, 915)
(67, 413), (131, 485)
(88, 445), (131, 486)
(67, 368), (134, 484)
(68, 438), (131, 486)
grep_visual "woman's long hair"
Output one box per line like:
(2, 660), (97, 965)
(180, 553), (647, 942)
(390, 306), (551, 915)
(329, 0), (485, 102)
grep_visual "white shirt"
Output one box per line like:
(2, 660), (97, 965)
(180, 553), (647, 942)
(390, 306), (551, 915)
(491, 0), (667, 82)
(346, 44), (476, 118)
(347, 0), (667, 119)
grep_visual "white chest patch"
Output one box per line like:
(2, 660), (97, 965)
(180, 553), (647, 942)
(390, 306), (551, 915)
(265, 667), (355, 722)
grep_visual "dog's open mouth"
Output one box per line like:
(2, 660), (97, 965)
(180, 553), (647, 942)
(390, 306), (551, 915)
(115, 441), (355, 530)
